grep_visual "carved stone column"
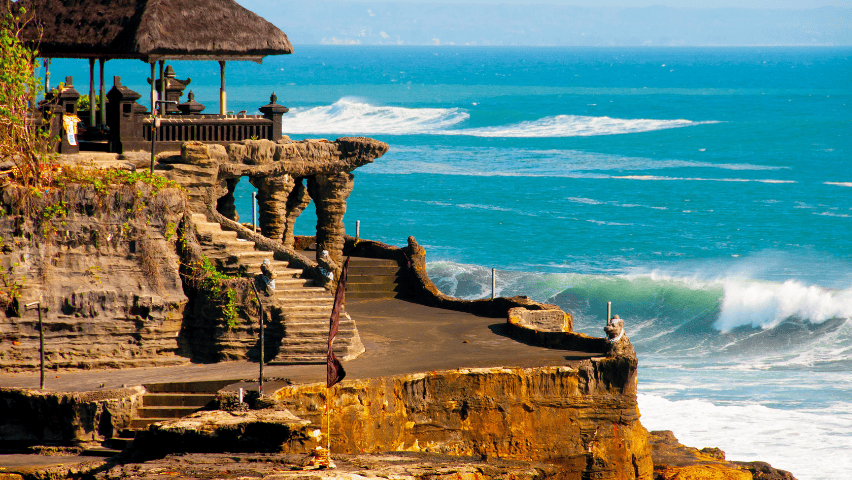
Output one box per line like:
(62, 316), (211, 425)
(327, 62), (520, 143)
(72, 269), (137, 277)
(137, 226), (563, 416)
(216, 178), (239, 222)
(307, 172), (354, 265)
(282, 178), (311, 248)
(250, 175), (296, 240)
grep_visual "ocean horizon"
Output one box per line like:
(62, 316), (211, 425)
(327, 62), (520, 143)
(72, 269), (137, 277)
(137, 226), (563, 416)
(47, 45), (851, 480)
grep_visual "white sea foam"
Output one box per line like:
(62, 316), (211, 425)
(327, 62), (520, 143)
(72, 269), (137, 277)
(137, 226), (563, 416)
(280, 98), (715, 137)
(449, 114), (714, 137)
(825, 182), (852, 187)
(280, 97), (469, 134)
(715, 280), (852, 331)
(637, 393), (852, 480)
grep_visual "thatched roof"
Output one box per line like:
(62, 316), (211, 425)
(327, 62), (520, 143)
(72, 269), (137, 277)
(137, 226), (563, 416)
(18, 0), (293, 61)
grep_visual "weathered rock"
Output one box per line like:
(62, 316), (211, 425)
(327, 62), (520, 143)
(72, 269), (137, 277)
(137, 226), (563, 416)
(132, 408), (316, 456)
(0, 183), (189, 371)
(274, 364), (653, 480)
(250, 174), (296, 240)
(307, 172), (354, 267)
(94, 451), (562, 479)
(0, 387), (144, 448)
(649, 430), (798, 480)
(282, 178), (311, 248)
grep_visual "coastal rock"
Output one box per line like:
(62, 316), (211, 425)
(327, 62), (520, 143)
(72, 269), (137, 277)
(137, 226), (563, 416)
(132, 408), (316, 456)
(273, 363), (653, 479)
(0, 387), (144, 448)
(94, 451), (562, 479)
(649, 430), (797, 480)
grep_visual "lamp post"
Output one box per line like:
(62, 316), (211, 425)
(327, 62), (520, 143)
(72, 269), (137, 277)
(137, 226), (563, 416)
(24, 302), (45, 390)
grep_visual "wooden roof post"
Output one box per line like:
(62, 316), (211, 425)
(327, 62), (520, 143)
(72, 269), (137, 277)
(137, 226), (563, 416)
(88, 58), (96, 127)
(44, 58), (50, 94)
(149, 61), (156, 113)
(99, 58), (106, 125)
(158, 60), (166, 115)
(219, 60), (227, 115)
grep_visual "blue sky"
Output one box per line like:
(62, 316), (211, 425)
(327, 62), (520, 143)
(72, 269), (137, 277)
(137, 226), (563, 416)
(331, 0), (849, 7)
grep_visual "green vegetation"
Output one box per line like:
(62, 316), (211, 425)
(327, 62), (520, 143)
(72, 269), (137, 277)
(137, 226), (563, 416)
(197, 256), (240, 329)
(0, 1), (55, 187)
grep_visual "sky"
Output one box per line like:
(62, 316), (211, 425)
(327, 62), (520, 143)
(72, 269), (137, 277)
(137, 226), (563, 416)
(329, 0), (849, 7)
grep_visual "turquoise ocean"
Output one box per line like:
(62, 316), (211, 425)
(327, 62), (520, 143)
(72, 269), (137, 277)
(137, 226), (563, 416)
(51, 46), (851, 479)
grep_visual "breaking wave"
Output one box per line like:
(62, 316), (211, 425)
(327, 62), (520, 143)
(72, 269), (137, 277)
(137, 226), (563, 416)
(426, 258), (852, 365)
(280, 98), (714, 137)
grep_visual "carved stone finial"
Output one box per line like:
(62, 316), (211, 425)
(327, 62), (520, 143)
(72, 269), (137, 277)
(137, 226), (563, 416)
(270, 92), (278, 104)
(188, 91), (195, 102)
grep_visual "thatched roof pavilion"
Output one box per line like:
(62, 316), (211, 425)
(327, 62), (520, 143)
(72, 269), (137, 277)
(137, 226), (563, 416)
(18, 0), (293, 118)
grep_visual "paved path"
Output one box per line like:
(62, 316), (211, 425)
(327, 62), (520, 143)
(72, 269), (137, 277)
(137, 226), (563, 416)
(0, 298), (601, 476)
(0, 298), (599, 392)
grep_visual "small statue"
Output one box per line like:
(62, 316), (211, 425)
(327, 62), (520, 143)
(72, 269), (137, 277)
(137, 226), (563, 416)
(260, 258), (277, 295)
(605, 314), (625, 343)
(604, 314), (635, 357)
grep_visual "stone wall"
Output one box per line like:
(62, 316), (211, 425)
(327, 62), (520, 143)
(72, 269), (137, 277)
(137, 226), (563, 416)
(274, 361), (653, 480)
(0, 386), (143, 448)
(0, 183), (189, 371)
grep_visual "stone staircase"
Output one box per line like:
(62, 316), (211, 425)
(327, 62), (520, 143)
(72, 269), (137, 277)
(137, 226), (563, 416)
(346, 257), (402, 301)
(190, 214), (364, 364)
(128, 379), (234, 430)
(102, 379), (236, 451)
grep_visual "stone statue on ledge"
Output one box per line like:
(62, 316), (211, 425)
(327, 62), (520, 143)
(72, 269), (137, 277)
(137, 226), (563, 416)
(605, 314), (635, 357)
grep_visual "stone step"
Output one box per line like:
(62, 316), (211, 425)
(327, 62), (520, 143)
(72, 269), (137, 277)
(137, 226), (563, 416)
(347, 274), (398, 286)
(278, 305), (335, 315)
(274, 296), (334, 306)
(144, 379), (239, 393)
(136, 406), (201, 419)
(227, 251), (274, 264)
(81, 446), (122, 458)
(142, 393), (217, 407)
(208, 239), (257, 252)
(197, 229), (238, 243)
(346, 290), (399, 300)
(104, 436), (134, 451)
(130, 418), (170, 430)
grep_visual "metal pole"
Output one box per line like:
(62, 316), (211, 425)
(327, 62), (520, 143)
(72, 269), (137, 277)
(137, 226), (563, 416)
(252, 191), (257, 233)
(491, 268), (496, 300)
(250, 282), (264, 396)
(355, 220), (360, 241)
(607, 301), (612, 322)
(25, 302), (44, 390)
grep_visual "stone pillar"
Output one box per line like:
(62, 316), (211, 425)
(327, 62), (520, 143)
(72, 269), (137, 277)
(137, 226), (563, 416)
(216, 178), (240, 222)
(307, 173), (354, 266)
(282, 178), (311, 248)
(249, 175), (296, 240)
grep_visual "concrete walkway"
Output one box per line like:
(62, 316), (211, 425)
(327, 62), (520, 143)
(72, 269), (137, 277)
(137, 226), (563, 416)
(0, 298), (600, 393)
(0, 298), (602, 477)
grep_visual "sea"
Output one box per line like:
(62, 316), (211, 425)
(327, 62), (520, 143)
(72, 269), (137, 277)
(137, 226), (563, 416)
(48, 46), (851, 480)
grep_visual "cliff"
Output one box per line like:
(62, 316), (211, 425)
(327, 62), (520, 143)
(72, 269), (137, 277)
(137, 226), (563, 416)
(0, 176), (190, 371)
(273, 362), (653, 479)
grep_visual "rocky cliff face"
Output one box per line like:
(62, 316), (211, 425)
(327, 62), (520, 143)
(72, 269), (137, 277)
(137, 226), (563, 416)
(274, 361), (653, 480)
(0, 182), (189, 370)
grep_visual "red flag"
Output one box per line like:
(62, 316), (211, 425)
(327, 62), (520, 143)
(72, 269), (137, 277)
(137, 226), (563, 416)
(327, 256), (350, 388)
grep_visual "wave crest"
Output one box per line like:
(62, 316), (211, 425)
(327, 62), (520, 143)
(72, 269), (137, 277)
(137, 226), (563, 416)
(716, 280), (852, 332)
(280, 98), (713, 137)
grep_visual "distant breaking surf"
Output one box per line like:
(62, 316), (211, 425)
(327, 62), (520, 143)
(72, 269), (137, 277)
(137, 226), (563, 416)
(279, 98), (715, 137)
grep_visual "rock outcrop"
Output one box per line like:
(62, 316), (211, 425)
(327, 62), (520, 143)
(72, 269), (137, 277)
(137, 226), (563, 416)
(0, 182), (189, 371)
(650, 430), (797, 480)
(0, 386), (143, 449)
(273, 363), (653, 480)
